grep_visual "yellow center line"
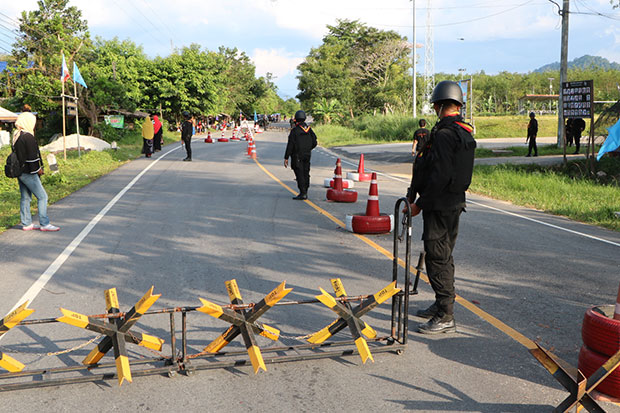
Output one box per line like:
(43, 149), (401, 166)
(255, 158), (537, 351)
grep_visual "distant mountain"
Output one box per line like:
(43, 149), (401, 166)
(534, 55), (620, 72)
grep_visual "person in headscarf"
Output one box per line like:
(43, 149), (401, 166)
(12, 112), (59, 231)
(152, 115), (163, 152)
(141, 115), (154, 158)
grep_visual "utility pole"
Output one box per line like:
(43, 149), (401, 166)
(412, 0), (416, 118)
(558, 0), (569, 160)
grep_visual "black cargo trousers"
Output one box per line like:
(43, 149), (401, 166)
(291, 153), (311, 195)
(422, 208), (462, 317)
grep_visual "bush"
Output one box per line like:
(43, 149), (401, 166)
(93, 122), (133, 143)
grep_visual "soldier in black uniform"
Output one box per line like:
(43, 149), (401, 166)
(412, 119), (430, 155)
(407, 80), (476, 335)
(284, 110), (317, 200)
(571, 117), (586, 154)
(181, 111), (193, 161)
(526, 112), (538, 157)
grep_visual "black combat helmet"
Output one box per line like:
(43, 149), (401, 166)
(183, 111), (190, 119)
(430, 81), (463, 105)
(294, 110), (306, 122)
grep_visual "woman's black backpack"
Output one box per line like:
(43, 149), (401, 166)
(4, 147), (22, 178)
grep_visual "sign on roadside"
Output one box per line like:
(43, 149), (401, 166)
(561, 80), (593, 119)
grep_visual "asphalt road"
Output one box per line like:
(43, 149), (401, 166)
(0, 130), (619, 412)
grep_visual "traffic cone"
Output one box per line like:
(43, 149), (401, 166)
(347, 154), (372, 182)
(218, 128), (228, 142)
(326, 158), (357, 203)
(246, 137), (253, 156)
(205, 131), (213, 143)
(346, 172), (393, 234)
(615, 281), (620, 320)
(250, 141), (257, 159)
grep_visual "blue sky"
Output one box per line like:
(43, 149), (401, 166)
(2, 0), (620, 100)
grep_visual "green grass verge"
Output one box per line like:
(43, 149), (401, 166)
(470, 158), (620, 231)
(475, 144), (601, 158)
(0, 129), (179, 233)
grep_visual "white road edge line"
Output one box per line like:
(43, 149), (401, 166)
(2, 144), (184, 322)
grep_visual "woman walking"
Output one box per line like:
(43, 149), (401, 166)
(142, 115), (154, 158)
(13, 112), (59, 231)
(152, 115), (163, 152)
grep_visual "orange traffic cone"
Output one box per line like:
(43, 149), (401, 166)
(250, 140), (257, 159)
(246, 137), (253, 156)
(218, 128), (228, 142)
(347, 154), (372, 182)
(205, 131), (213, 143)
(346, 172), (393, 234)
(615, 281), (620, 320)
(326, 158), (357, 203)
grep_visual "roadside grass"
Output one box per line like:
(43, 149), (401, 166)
(470, 158), (620, 231)
(475, 144), (601, 158)
(0, 129), (179, 233)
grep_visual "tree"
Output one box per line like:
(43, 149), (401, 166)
(312, 98), (342, 124)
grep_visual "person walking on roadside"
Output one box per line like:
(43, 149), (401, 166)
(181, 111), (193, 161)
(153, 115), (163, 152)
(284, 110), (317, 200)
(571, 117), (586, 154)
(412, 119), (430, 156)
(525, 112), (538, 157)
(406, 80), (476, 335)
(12, 112), (59, 232)
(565, 118), (574, 147)
(141, 115), (154, 158)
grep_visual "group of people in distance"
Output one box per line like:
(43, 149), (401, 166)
(140, 115), (163, 158)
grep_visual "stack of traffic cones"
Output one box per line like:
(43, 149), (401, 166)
(345, 173), (393, 234)
(347, 154), (373, 182)
(204, 131), (213, 143)
(326, 158), (357, 203)
(246, 136), (253, 156)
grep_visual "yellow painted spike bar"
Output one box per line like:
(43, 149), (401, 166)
(115, 355), (132, 385)
(0, 301), (35, 333)
(247, 345), (266, 374)
(84, 346), (106, 365)
(204, 329), (232, 353)
(136, 333), (164, 351)
(361, 322), (377, 339)
(197, 298), (224, 318)
(307, 324), (333, 344)
(56, 308), (89, 329)
(105, 288), (119, 312)
(316, 288), (338, 309)
(264, 281), (293, 307)
(226, 279), (242, 302)
(331, 278), (347, 297)
(134, 286), (160, 315)
(259, 324), (280, 341)
(355, 337), (374, 364)
(0, 351), (25, 372)
(373, 281), (400, 305)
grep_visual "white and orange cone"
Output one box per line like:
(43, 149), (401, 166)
(326, 158), (357, 203)
(346, 172), (393, 234)
(250, 140), (257, 159)
(347, 154), (373, 182)
(205, 131), (213, 143)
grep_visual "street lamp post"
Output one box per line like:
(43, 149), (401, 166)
(412, 0), (416, 118)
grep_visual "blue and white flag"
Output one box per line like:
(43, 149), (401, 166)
(597, 119), (620, 161)
(72, 62), (87, 88)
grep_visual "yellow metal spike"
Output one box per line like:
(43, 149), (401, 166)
(83, 347), (106, 365)
(56, 308), (89, 329)
(259, 324), (280, 341)
(134, 286), (160, 314)
(197, 298), (224, 318)
(105, 288), (119, 311)
(361, 322), (377, 339)
(137, 333), (164, 351)
(225, 279), (242, 302)
(204, 331), (231, 353)
(247, 345), (266, 374)
(307, 319), (338, 344)
(0, 352), (25, 372)
(115, 355), (132, 385)
(1, 301), (35, 331)
(354, 337), (374, 364)
(315, 288), (338, 309)
(330, 278), (346, 297)
(373, 281), (400, 305)
(264, 281), (293, 307)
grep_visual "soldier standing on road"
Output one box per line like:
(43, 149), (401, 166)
(284, 110), (317, 200)
(412, 119), (430, 156)
(181, 111), (193, 161)
(525, 112), (538, 157)
(571, 117), (586, 154)
(407, 80), (476, 335)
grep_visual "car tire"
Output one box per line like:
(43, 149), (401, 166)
(578, 345), (620, 399)
(582, 305), (620, 357)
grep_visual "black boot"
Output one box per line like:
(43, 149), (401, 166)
(292, 193), (307, 200)
(418, 314), (456, 335)
(416, 303), (439, 319)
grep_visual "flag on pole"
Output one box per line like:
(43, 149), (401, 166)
(72, 62), (87, 88)
(253, 110), (257, 122)
(597, 119), (620, 161)
(61, 54), (70, 82)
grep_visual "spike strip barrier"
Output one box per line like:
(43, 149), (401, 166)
(0, 261), (411, 391)
(346, 154), (372, 182)
(345, 173), (393, 234)
(204, 131), (213, 143)
(323, 178), (354, 189)
(0, 302), (34, 372)
(326, 158), (358, 203)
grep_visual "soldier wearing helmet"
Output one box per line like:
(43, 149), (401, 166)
(181, 111), (193, 161)
(407, 80), (476, 335)
(526, 111), (538, 157)
(284, 110), (317, 200)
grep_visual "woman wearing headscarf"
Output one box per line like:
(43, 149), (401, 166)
(152, 115), (163, 152)
(13, 112), (59, 231)
(141, 115), (154, 158)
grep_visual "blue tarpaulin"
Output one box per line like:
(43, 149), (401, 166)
(597, 119), (620, 161)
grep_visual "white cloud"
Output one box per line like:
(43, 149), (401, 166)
(251, 48), (304, 79)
